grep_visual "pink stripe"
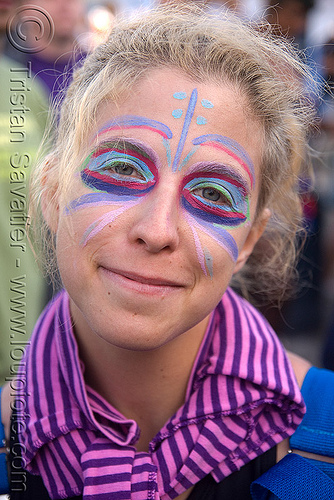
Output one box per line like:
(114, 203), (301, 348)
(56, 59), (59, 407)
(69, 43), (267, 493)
(221, 293), (237, 374)
(98, 124), (170, 140)
(200, 142), (254, 188)
(188, 219), (207, 276)
(82, 199), (141, 246)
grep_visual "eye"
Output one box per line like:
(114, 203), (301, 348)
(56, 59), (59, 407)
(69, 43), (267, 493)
(201, 187), (221, 202)
(104, 160), (146, 181)
(192, 186), (233, 208)
(114, 163), (135, 176)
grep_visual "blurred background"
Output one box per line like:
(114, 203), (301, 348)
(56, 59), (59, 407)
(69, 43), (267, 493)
(0, 0), (334, 393)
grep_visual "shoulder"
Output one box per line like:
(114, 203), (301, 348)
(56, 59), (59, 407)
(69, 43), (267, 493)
(286, 351), (312, 388)
(1, 382), (14, 443)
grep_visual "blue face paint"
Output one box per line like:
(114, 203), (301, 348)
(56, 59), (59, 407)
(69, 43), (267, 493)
(67, 90), (253, 267)
(172, 88), (198, 172)
(203, 247), (214, 278)
(98, 115), (173, 140)
(201, 99), (214, 109)
(193, 134), (255, 188)
(172, 109), (183, 119)
(173, 92), (187, 100)
(196, 116), (207, 125)
(80, 142), (159, 198)
(181, 171), (249, 227)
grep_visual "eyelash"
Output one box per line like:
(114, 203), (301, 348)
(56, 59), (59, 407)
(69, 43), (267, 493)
(90, 151), (154, 183)
(82, 149), (248, 222)
(191, 183), (235, 208)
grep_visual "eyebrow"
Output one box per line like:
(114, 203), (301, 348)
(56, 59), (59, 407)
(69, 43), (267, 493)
(192, 134), (255, 188)
(90, 137), (160, 168)
(185, 162), (251, 193)
(97, 115), (173, 140)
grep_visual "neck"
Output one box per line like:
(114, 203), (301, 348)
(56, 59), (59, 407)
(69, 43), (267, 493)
(74, 313), (210, 452)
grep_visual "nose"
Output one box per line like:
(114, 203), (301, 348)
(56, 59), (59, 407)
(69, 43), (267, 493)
(128, 184), (180, 254)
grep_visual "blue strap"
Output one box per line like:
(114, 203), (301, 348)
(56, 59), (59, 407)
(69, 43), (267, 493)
(251, 453), (334, 499)
(290, 367), (334, 457)
(0, 386), (9, 494)
(251, 367), (334, 500)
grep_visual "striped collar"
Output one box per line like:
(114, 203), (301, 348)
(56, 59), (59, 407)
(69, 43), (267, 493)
(19, 289), (305, 499)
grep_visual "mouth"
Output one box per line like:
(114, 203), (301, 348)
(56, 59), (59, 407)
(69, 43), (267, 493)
(99, 267), (185, 295)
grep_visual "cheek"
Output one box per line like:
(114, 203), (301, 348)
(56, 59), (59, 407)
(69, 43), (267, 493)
(183, 210), (239, 278)
(64, 190), (143, 247)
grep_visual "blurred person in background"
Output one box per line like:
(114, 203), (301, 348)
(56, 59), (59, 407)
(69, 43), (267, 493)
(266, 0), (314, 49)
(6, 0), (87, 104)
(82, 1), (117, 51)
(258, 0), (323, 340)
(0, 0), (48, 385)
(315, 35), (334, 370)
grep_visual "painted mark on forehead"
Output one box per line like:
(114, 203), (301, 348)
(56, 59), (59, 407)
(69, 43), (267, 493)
(98, 115), (173, 140)
(172, 88), (198, 172)
(193, 134), (255, 188)
(201, 99), (214, 109)
(196, 116), (207, 125)
(171, 90), (215, 170)
(172, 109), (183, 119)
(173, 92), (187, 100)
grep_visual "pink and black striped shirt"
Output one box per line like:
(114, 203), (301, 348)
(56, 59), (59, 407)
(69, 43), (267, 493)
(18, 288), (305, 499)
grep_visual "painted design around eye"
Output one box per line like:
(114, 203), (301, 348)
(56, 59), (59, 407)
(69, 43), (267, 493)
(193, 134), (255, 188)
(80, 144), (158, 198)
(181, 173), (249, 227)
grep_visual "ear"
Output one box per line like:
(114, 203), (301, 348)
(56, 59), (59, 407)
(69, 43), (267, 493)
(40, 154), (60, 234)
(233, 208), (271, 275)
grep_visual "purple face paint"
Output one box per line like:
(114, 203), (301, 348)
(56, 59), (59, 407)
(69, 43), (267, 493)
(81, 200), (141, 246)
(66, 139), (160, 246)
(187, 220), (208, 276)
(80, 141), (159, 198)
(180, 166), (249, 262)
(181, 168), (249, 226)
(172, 88), (198, 172)
(192, 134), (255, 188)
(187, 215), (239, 262)
(98, 115), (173, 140)
(66, 90), (254, 270)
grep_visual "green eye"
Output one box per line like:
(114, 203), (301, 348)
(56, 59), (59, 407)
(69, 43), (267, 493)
(114, 163), (134, 176)
(202, 187), (220, 202)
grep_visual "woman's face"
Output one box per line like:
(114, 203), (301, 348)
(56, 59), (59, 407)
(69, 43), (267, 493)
(55, 68), (268, 351)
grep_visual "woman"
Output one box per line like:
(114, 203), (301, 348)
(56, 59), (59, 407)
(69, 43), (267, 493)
(1, 4), (318, 499)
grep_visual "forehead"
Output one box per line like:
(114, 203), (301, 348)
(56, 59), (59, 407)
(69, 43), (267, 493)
(93, 68), (263, 183)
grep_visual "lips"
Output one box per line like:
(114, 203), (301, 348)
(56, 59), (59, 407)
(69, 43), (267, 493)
(99, 266), (185, 295)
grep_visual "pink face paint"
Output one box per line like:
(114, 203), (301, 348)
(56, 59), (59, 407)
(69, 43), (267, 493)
(67, 139), (160, 246)
(98, 116), (173, 140)
(66, 93), (252, 272)
(181, 166), (249, 228)
(81, 141), (159, 198)
(187, 216), (238, 262)
(192, 134), (255, 188)
(187, 219), (208, 276)
(81, 200), (141, 246)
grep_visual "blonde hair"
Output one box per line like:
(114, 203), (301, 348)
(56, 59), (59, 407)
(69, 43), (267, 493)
(30, 3), (318, 301)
